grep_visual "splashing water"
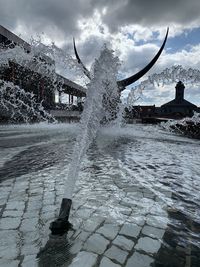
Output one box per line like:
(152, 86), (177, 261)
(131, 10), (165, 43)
(162, 111), (200, 128)
(127, 65), (200, 105)
(149, 65), (200, 85)
(64, 45), (121, 198)
(0, 79), (55, 123)
(0, 40), (85, 122)
(160, 111), (200, 139)
(0, 44), (55, 122)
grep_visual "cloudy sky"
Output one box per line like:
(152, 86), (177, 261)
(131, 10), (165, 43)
(0, 0), (200, 106)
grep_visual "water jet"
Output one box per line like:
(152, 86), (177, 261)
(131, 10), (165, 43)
(50, 29), (169, 235)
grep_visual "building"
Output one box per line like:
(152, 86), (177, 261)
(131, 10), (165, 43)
(128, 81), (199, 120)
(125, 105), (156, 119)
(160, 81), (198, 117)
(0, 25), (86, 110)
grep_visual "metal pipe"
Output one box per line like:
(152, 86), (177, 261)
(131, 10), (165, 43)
(49, 198), (72, 235)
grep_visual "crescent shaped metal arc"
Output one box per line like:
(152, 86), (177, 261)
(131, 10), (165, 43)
(117, 28), (169, 91)
(73, 37), (91, 80)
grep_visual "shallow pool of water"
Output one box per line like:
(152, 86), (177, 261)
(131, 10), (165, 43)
(0, 123), (199, 267)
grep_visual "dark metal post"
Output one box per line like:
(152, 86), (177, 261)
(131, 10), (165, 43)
(49, 198), (72, 235)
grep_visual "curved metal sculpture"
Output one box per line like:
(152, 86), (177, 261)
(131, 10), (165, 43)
(73, 37), (91, 80)
(73, 28), (169, 90)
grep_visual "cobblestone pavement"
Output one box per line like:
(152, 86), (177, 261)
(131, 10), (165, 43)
(1, 124), (199, 267)
(0, 165), (169, 267)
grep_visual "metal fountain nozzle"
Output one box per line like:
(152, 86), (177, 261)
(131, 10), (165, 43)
(49, 198), (73, 235)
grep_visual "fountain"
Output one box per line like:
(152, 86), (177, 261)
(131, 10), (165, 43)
(1, 28), (200, 266)
(50, 45), (122, 234)
(1, 28), (199, 237)
(50, 29), (169, 235)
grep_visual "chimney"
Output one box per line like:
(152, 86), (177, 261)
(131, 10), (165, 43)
(175, 81), (185, 103)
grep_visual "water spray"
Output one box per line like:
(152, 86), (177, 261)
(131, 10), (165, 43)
(49, 46), (121, 235)
(49, 31), (169, 235)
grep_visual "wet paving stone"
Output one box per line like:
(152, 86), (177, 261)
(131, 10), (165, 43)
(74, 230), (91, 242)
(96, 223), (120, 240)
(83, 233), (110, 254)
(142, 225), (165, 239)
(0, 245), (19, 260)
(81, 217), (104, 232)
(21, 255), (38, 267)
(105, 245), (129, 264)
(135, 236), (161, 254)
(146, 214), (169, 229)
(99, 257), (120, 267)
(21, 244), (40, 256)
(20, 218), (39, 232)
(112, 235), (135, 251)
(6, 201), (25, 211)
(0, 217), (21, 230)
(2, 210), (23, 218)
(119, 223), (141, 239)
(125, 251), (154, 267)
(0, 259), (20, 267)
(68, 251), (98, 267)
(70, 241), (84, 254)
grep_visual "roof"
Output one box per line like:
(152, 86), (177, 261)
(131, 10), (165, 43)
(57, 74), (86, 97)
(161, 99), (197, 108)
(0, 25), (31, 52)
(0, 25), (86, 97)
(133, 105), (155, 108)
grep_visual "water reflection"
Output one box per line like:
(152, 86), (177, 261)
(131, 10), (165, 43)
(37, 234), (72, 267)
(0, 142), (72, 181)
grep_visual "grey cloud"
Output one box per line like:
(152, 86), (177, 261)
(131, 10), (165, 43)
(0, 0), (94, 37)
(120, 45), (160, 74)
(0, 0), (200, 39)
(100, 0), (200, 31)
(0, 0), (200, 82)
